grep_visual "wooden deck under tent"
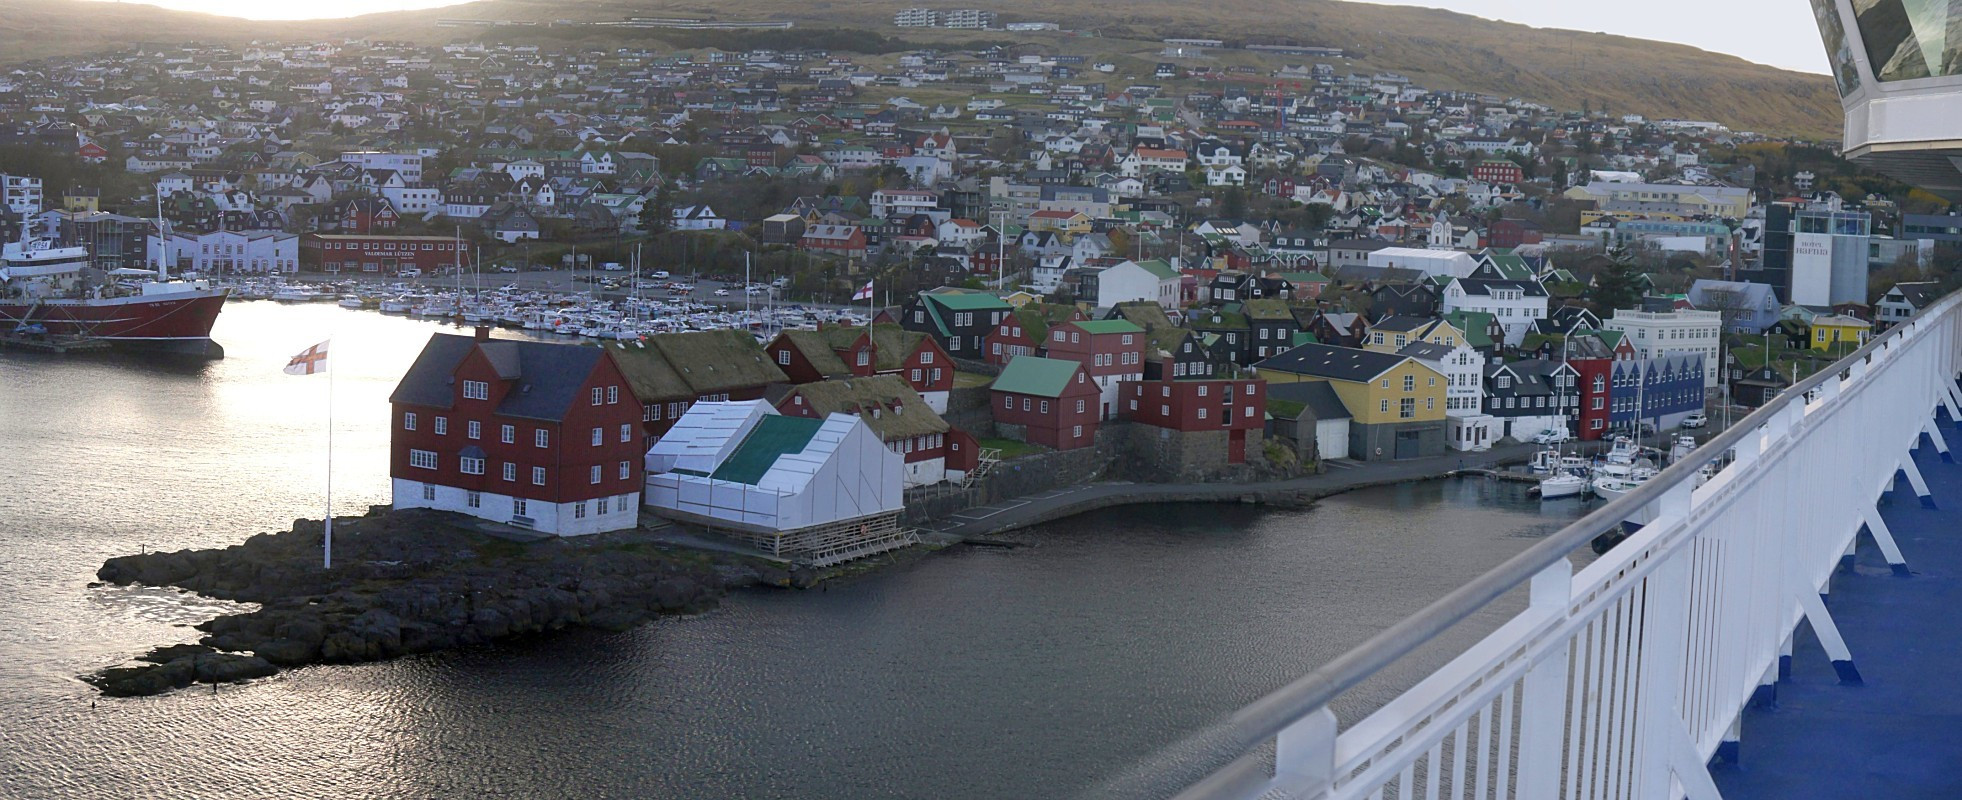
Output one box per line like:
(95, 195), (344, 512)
(652, 507), (918, 567)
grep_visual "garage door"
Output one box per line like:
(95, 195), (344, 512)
(1394, 430), (1422, 460)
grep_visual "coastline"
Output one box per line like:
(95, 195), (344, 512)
(86, 507), (806, 697)
(917, 442), (1546, 541)
(84, 444), (1543, 697)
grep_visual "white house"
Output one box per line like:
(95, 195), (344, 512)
(672, 205), (726, 231)
(1603, 309), (1722, 387)
(1441, 278), (1548, 348)
(1090, 258), (1181, 308)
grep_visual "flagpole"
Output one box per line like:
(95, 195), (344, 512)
(324, 337), (334, 570)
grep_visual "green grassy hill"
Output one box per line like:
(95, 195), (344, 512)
(28, 0), (1843, 139)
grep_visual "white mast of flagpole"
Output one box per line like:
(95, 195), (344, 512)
(324, 337), (334, 570)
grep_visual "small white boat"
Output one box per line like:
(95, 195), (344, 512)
(1539, 471), (1586, 499)
(337, 296), (364, 309)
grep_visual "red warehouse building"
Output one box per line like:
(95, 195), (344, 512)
(389, 329), (645, 535)
(765, 324), (954, 412)
(1119, 374), (1267, 464)
(1041, 319), (1145, 420)
(983, 304), (1086, 367)
(608, 330), (789, 451)
(991, 355), (1102, 451)
(303, 234), (472, 274)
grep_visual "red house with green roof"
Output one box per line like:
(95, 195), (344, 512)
(1040, 319), (1145, 420)
(991, 356), (1102, 450)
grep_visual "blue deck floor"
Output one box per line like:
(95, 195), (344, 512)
(1711, 420), (1962, 799)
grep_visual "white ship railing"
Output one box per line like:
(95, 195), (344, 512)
(1125, 291), (1962, 800)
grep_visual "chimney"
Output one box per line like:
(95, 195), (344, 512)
(474, 325), (491, 342)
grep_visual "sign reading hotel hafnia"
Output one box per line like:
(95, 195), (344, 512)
(1795, 239), (1832, 258)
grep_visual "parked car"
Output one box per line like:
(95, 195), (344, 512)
(652, 270), (671, 279)
(1531, 428), (1571, 445)
(713, 288), (731, 297)
(1681, 412), (1708, 429)
(397, 268), (421, 278)
(495, 265), (519, 273)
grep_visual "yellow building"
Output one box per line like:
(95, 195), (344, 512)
(62, 189), (100, 213)
(1026, 209), (1091, 236)
(1363, 317), (1469, 353)
(1810, 314), (1871, 351)
(1255, 343), (1447, 460)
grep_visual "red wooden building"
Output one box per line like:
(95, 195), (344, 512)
(1119, 374), (1267, 464)
(608, 330), (790, 450)
(302, 234), (470, 274)
(776, 374), (961, 486)
(389, 329), (644, 535)
(1041, 319), (1145, 420)
(800, 224), (868, 258)
(983, 304), (1086, 366)
(991, 356), (1102, 451)
(765, 324), (955, 412)
(1472, 161), (1525, 185)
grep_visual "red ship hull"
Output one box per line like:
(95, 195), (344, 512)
(0, 289), (229, 358)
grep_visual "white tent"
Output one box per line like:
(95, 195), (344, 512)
(644, 400), (904, 533)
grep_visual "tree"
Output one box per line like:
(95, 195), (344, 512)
(638, 182), (673, 236)
(1589, 246), (1645, 313)
(1220, 187), (1248, 220)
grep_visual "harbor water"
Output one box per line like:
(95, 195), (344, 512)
(0, 302), (1588, 799)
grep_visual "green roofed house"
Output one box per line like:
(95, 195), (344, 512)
(644, 400), (914, 565)
(1441, 310), (1504, 357)
(900, 291), (1014, 360)
(992, 355), (1102, 450)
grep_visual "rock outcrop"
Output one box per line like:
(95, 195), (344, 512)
(90, 509), (797, 696)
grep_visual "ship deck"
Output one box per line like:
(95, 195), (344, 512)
(1711, 433), (1962, 798)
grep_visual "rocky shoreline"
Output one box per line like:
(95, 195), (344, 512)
(88, 508), (811, 697)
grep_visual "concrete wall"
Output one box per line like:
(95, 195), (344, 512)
(1116, 424), (1267, 483)
(943, 384), (998, 437)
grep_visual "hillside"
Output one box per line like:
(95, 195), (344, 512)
(26, 0), (1843, 139)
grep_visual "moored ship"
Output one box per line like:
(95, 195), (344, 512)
(0, 230), (227, 359)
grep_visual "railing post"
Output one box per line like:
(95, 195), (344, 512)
(1925, 419), (1955, 463)
(1273, 707), (1337, 797)
(1515, 561), (1572, 800)
(1897, 449), (1938, 508)
(1634, 485), (1721, 800)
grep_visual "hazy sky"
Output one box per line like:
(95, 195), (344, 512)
(1362, 0), (1828, 74)
(91, 0), (1834, 71)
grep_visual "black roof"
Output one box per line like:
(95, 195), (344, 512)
(1452, 277), (1548, 297)
(1891, 281), (1942, 308)
(1256, 343), (1408, 382)
(390, 333), (606, 422)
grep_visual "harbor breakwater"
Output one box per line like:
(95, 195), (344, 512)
(87, 508), (809, 696)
